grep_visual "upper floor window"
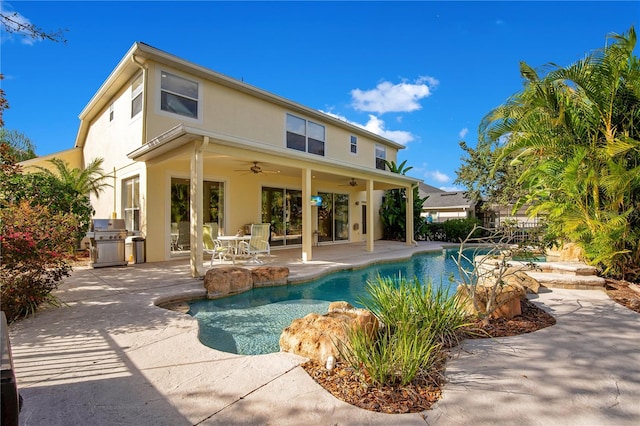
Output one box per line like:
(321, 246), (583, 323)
(123, 176), (140, 232)
(286, 113), (325, 156)
(160, 71), (198, 119)
(350, 135), (357, 154)
(375, 145), (386, 170)
(131, 74), (143, 118)
(109, 104), (114, 122)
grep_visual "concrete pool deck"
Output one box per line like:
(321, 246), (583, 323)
(7, 241), (640, 425)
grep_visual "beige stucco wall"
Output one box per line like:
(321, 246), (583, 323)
(82, 74), (146, 221)
(143, 63), (398, 171)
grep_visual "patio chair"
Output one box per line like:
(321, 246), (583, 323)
(203, 224), (228, 265)
(206, 222), (219, 239)
(177, 221), (190, 251)
(171, 222), (179, 250)
(239, 223), (271, 264)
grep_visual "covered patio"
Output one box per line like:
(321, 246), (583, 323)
(129, 124), (420, 277)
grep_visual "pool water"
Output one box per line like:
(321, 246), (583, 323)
(187, 248), (472, 355)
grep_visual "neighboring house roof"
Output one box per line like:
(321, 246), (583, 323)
(422, 191), (475, 209)
(418, 182), (444, 198)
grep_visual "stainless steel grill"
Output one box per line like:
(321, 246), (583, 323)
(87, 219), (128, 268)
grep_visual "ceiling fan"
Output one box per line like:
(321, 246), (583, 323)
(235, 162), (280, 175)
(339, 178), (359, 187)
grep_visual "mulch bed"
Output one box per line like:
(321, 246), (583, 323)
(301, 298), (557, 414)
(303, 282), (640, 414)
(605, 278), (640, 314)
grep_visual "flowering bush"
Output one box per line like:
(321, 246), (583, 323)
(1, 201), (78, 322)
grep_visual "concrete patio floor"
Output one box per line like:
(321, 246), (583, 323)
(7, 241), (640, 425)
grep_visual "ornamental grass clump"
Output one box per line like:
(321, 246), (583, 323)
(337, 274), (470, 386)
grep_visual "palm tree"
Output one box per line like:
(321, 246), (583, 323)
(480, 26), (640, 279)
(36, 157), (112, 198)
(379, 160), (426, 240)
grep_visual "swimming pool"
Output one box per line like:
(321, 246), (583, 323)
(187, 248), (471, 355)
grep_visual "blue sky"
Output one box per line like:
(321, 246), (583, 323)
(1, 1), (638, 189)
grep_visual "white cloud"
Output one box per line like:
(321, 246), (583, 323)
(459, 128), (469, 139)
(322, 110), (349, 122)
(427, 170), (450, 184)
(363, 115), (414, 145)
(0, 4), (37, 45)
(350, 76), (438, 114)
(321, 111), (415, 145)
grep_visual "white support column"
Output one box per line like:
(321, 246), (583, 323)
(302, 167), (313, 262)
(406, 184), (414, 246)
(366, 179), (374, 252)
(190, 137), (209, 277)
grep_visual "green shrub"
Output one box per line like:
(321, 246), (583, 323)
(1, 201), (78, 322)
(424, 223), (446, 241)
(338, 275), (470, 386)
(1, 171), (93, 246)
(442, 218), (482, 242)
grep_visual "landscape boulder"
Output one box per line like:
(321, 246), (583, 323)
(503, 267), (541, 294)
(546, 242), (585, 262)
(456, 279), (526, 320)
(279, 302), (379, 364)
(204, 267), (253, 298)
(251, 266), (290, 287)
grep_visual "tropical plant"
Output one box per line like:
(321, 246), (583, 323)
(34, 157), (112, 199)
(1, 150), (94, 245)
(379, 160), (427, 240)
(337, 274), (469, 386)
(477, 26), (640, 281)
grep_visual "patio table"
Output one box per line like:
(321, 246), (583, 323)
(217, 235), (251, 264)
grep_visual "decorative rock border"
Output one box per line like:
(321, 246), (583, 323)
(203, 266), (290, 299)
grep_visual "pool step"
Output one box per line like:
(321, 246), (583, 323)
(507, 260), (598, 276)
(533, 261), (599, 276)
(525, 271), (605, 290)
(506, 260), (604, 290)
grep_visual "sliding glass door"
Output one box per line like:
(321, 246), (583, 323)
(261, 187), (302, 247)
(317, 192), (349, 243)
(170, 178), (224, 251)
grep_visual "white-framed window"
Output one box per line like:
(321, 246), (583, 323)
(375, 145), (386, 170)
(350, 135), (357, 154)
(131, 74), (143, 118)
(109, 103), (114, 122)
(160, 71), (199, 119)
(123, 176), (140, 232)
(286, 113), (325, 156)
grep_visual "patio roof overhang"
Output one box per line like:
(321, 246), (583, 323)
(128, 124), (420, 191)
(128, 124), (421, 277)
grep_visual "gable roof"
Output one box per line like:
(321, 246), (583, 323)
(418, 182), (444, 194)
(75, 42), (407, 151)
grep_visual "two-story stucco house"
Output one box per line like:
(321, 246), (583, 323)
(24, 42), (419, 277)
